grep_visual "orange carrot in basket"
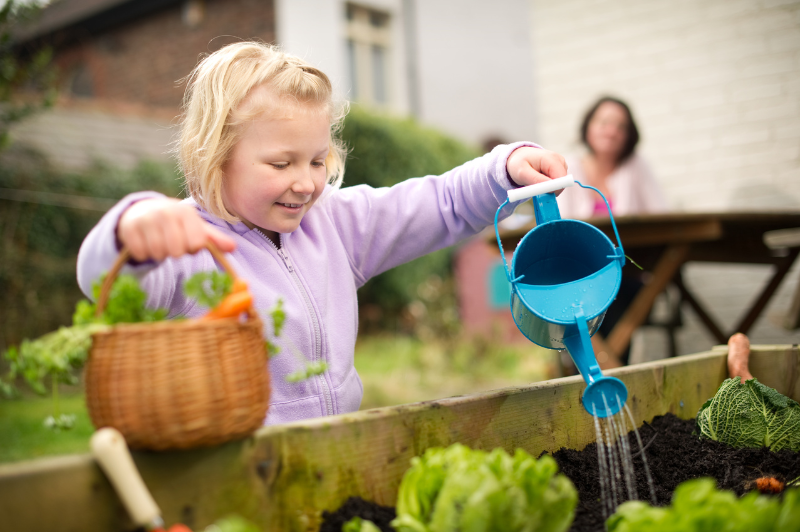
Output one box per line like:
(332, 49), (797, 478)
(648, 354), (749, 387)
(232, 278), (248, 293)
(202, 291), (253, 320)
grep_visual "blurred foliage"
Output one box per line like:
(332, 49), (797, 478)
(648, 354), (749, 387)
(0, 145), (182, 352)
(1, 0), (56, 150)
(341, 105), (481, 334)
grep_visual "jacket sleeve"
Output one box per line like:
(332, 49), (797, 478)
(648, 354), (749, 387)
(75, 191), (210, 316)
(324, 142), (539, 286)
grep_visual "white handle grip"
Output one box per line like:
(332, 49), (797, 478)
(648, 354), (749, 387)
(507, 174), (574, 203)
(91, 428), (163, 529)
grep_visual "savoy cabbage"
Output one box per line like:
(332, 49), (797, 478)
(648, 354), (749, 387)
(696, 378), (800, 452)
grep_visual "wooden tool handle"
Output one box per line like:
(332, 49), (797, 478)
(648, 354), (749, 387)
(91, 427), (164, 529)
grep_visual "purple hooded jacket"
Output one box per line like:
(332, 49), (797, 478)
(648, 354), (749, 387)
(77, 142), (537, 425)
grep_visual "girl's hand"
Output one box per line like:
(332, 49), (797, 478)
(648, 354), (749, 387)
(506, 147), (568, 189)
(117, 198), (236, 262)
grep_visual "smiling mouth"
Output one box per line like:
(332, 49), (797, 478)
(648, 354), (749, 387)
(278, 202), (303, 208)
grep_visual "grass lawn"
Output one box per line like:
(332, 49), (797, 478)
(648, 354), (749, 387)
(0, 390), (94, 464)
(355, 335), (555, 409)
(0, 335), (556, 464)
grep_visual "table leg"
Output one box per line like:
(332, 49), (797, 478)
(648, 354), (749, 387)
(607, 244), (690, 358)
(674, 276), (728, 344)
(785, 269), (800, 330)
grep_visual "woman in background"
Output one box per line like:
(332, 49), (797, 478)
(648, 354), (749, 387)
(559, 97), (668, 366)
(558, 96), (667, 219)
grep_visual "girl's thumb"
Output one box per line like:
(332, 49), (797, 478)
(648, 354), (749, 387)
(205, 226), (236, 252)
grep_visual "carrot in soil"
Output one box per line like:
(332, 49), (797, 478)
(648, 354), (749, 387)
(727, 332), (754, 383)
(753, 477), (785, 494)
(202, 291), (254, 320)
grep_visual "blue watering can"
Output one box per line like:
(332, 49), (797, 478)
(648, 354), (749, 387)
(494, 175), (628, 417)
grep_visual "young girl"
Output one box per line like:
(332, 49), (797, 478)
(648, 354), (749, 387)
(77, 42), (567, 425)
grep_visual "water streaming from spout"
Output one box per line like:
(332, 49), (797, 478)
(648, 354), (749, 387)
(602, 409), (622, 508)
(614, 394), (639, 502)
(624, 403), (657, 505)
(591, 392), (658, 525)
(591, 404), (611, 520)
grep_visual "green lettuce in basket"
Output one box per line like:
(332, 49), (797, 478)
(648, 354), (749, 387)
(392, 443), (577, 532)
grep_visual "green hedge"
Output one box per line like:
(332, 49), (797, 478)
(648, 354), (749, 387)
(0, 147), (182, 352)
(0, 107), (478, 350)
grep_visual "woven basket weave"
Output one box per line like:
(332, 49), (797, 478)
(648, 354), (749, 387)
(84, 244), (270, 451)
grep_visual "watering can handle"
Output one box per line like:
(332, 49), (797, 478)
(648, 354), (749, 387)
(507, 174), (575, 202)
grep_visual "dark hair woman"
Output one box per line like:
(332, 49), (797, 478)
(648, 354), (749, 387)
(557, 97), (669, 367)
(557, 96), (667, 219)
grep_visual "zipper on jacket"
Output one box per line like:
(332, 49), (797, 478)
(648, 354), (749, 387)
(255, 230), (334, 416)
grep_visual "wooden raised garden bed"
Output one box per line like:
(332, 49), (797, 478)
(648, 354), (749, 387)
(1, 344), (798, 531)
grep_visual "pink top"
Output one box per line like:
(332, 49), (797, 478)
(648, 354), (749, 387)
(592, 198), (613, 217)
(557, 153), (668, 219)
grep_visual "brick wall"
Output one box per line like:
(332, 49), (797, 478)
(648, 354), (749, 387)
(530, 0), (800, 212)
(55, 0), (275, 110)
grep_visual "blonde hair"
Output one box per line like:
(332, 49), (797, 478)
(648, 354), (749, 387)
(178, 42), (348, 222)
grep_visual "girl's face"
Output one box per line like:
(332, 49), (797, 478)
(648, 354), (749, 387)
(586, 101), (629, 160)
(222, 97), (330, 244)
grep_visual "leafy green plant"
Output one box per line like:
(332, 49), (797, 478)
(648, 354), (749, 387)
(696, 377), (800, 452)
(1, 273), (166, 429)
(391, 443), (577, 532)
(343, 517), (381, 532)
(207, 515), (262, 532)
(184, 271), (233, 309)
(606, 478), (800, 532)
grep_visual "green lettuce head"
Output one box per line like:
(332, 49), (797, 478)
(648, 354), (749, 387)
(697, 378), (800, 452)
(392, 443), (577, 532)
(607, 478), (800, 532)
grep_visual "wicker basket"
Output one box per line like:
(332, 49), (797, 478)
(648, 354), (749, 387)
(84, 244), (270, 451)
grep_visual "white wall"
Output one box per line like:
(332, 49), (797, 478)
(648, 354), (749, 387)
(414, 0), (538, 145)
(275, 0), (411, 114)
(530, 0), (800, 212)
(276, 0), (538, 146)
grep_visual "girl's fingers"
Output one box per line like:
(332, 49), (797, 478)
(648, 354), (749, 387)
(123, 228), (149, 262)
(539, 151), (568, 180)
(142, 224), (168, 262)
(162, 215), (188, 258)
(117, 198), (236, 261)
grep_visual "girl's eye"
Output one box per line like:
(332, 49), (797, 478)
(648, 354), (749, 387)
(270, 163), (288, 169)
(312, 161), (325, 168)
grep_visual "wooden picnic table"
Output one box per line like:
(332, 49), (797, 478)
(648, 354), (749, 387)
(495, 211), (800, 365)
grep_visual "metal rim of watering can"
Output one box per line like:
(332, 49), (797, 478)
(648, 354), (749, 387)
(510, 219), (623, 325)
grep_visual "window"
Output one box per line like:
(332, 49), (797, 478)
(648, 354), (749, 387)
(345, 3), (391, 107)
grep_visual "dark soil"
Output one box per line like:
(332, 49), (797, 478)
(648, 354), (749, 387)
(552, 413), (800, 532)
(319, 496), (396, 532)
(318, 413), (800, 532)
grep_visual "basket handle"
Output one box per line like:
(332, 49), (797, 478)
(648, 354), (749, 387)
(95, 242), (254, 319)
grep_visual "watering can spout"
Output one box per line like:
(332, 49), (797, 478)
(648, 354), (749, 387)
(562, 309), (627, 418)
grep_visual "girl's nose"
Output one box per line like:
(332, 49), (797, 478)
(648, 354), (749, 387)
(291, 168), (315, 196)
